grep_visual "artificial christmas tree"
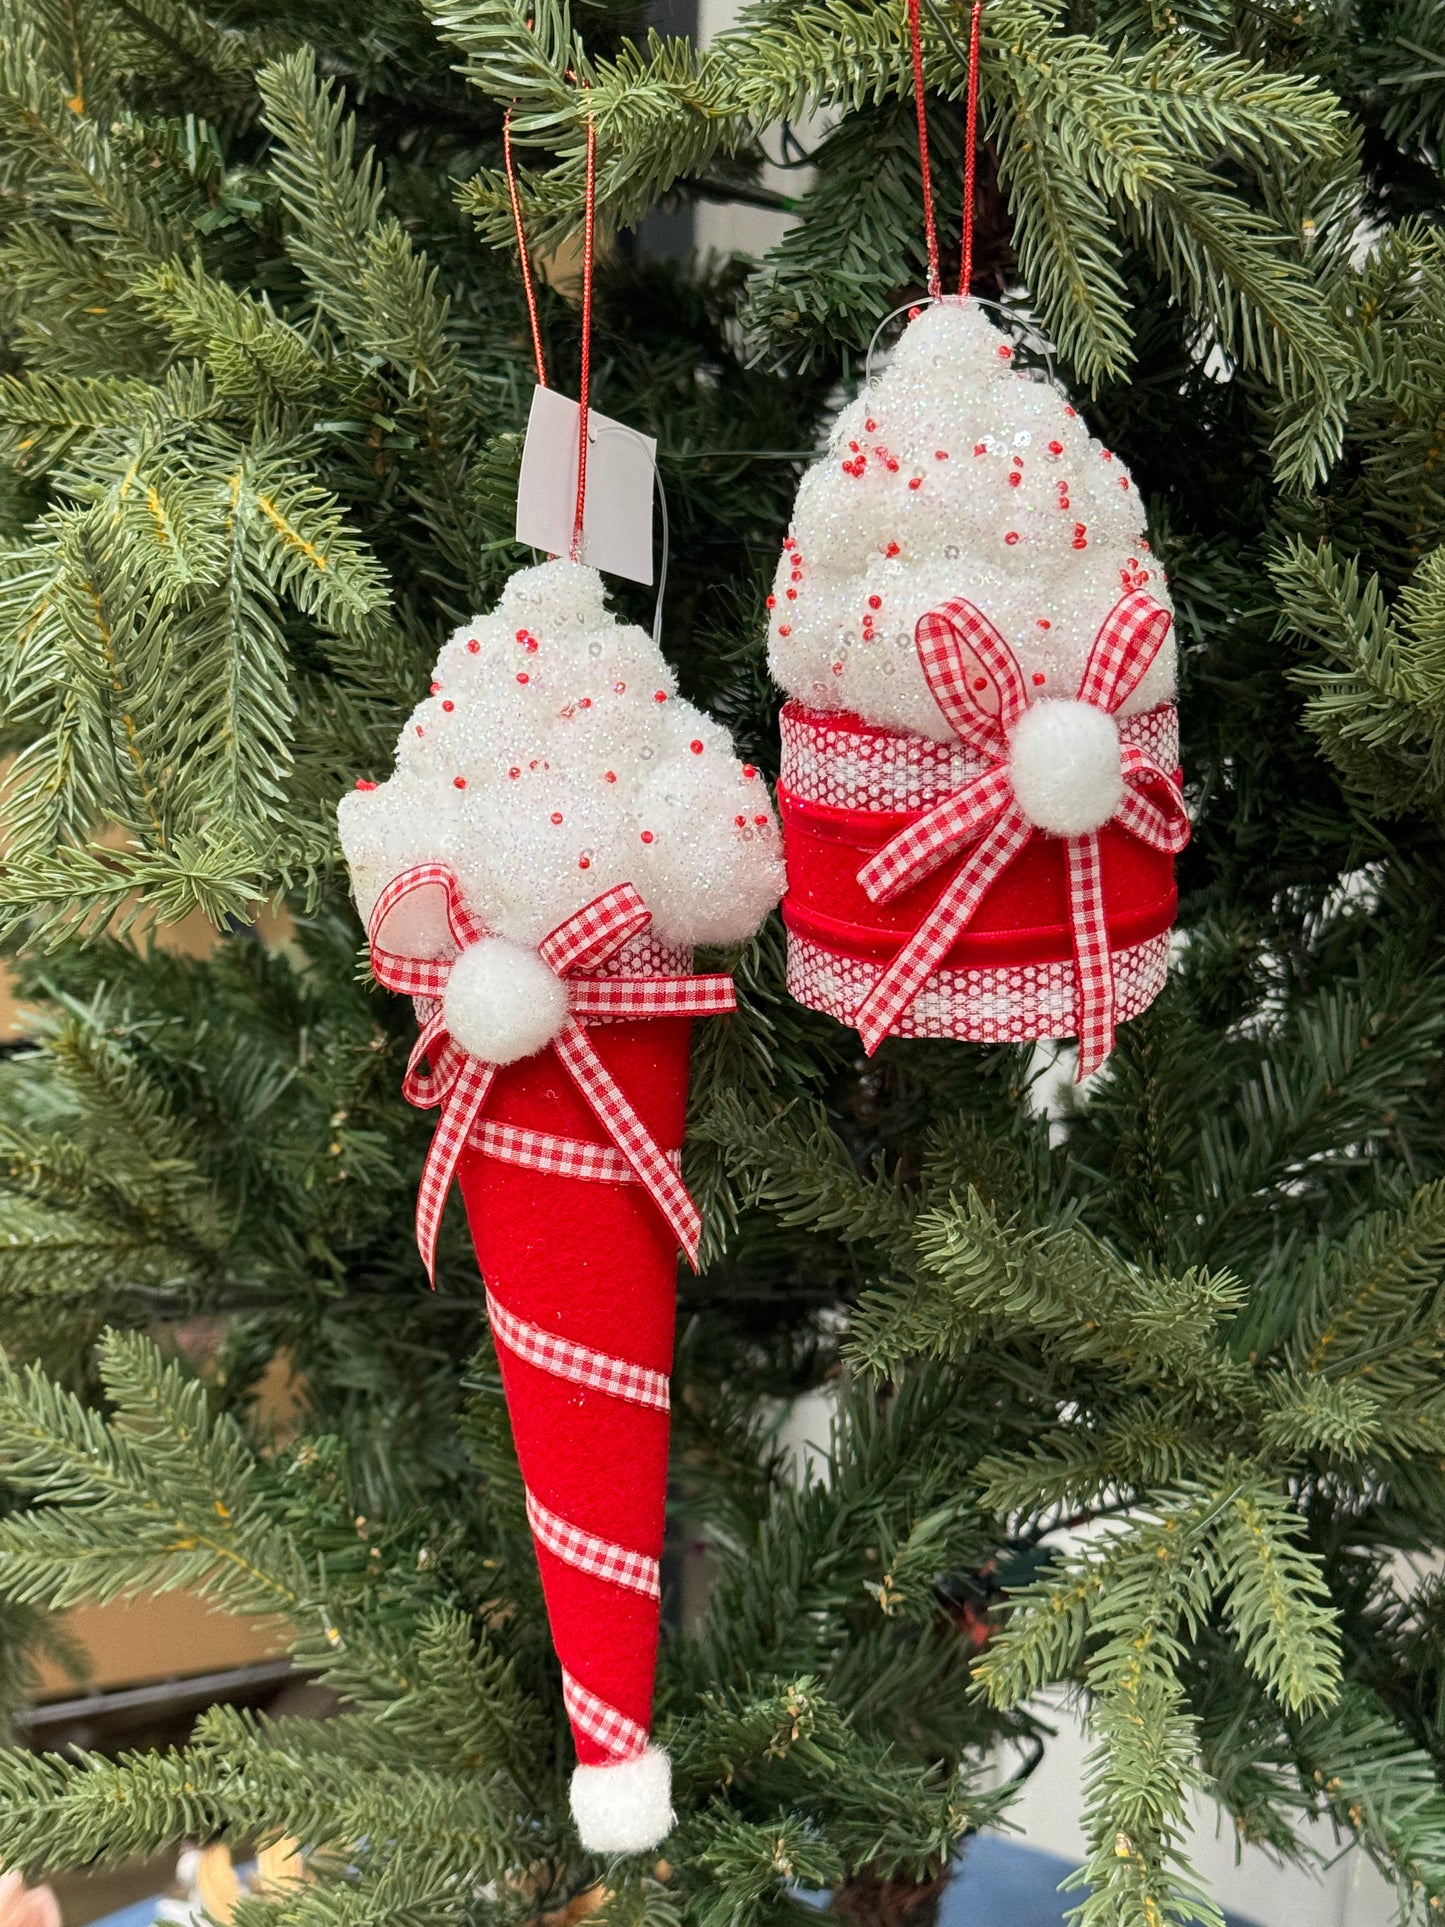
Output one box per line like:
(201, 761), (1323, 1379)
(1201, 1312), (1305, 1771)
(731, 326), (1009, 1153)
(3, 4), (1445, 1927)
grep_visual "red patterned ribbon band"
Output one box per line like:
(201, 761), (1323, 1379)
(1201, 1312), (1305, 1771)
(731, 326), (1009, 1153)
(368, 866), (735, 1277)
(852, 591), (1189, 1076)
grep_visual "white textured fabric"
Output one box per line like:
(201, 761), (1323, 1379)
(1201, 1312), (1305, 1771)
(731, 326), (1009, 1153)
(786, 929), (1170, 1043)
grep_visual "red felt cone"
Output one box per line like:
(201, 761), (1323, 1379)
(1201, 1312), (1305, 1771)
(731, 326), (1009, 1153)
(456, 1013), (691, 1853)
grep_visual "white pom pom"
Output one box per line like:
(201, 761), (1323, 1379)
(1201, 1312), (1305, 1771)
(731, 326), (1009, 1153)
(571, 1745), (674, 1854)
(1008, 700), (1123, 835)
(443, 938), (569, 1064)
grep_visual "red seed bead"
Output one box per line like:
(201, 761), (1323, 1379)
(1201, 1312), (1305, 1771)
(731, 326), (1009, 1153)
(1013, 455), (1025, 468)
(1065, 405), (1077, 418)
(886, 541), (900, 557)
(1005, 532), (1020, 545)
(467, 639), (480, 653)
(1032, 672), (1046, 686)
(578, 856), (590, 869)
(1074, 523), (1087, 537)
(580, 697), (592, 709)
(849, 440), (860, 453)
(974, 443), (987, 456)
(885, 458), (899, 473)
(550, 811), (563, 824)
(997, 345), (1012, 359)
(509, 766), (520, 778)
(1072, 537), (1088, 550)
(783, 536), (795, 549)
(516, 672), (529, 684)
(1120, 477), (1129, 489)
(786, 588), (797, 600)
(690, 739), (704, 754)
(1060, 497), (1071, 510)
(605, 770), (617, 783)
(779, 625), (791, 636)
(355, 779), (376, 790)
(654, 690), (668, 703)
(743, 764), (757, 778)
(766, 594), (776, 608)
(441, 700), (454, 712)
(415, 725), (424, 736)
(640, 830), (655, 844)
(935, 450), (949, 460)
(515, 629), (529, 642)
(972, 676), (987, 690)
(430, 681), (441, 694)
(908, 305), (921, 319)
(1102, 449), (1113, 461)
(1048, 441), (1063, 456)
(868, 595), (882, 609)
(908, 477), (922, 491)
(753, 814), (767, 826)
(1009, 473), (1021, 488)
(735, 814), (746, 826)
(865, 418), (877, 432)
(453, 775), (466, 789)
(1037, 619), (1052, 630)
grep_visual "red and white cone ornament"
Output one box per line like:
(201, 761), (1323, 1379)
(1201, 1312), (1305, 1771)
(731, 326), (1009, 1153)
(768, 297), (1188, 1077)
(339, 560), (784, 1852)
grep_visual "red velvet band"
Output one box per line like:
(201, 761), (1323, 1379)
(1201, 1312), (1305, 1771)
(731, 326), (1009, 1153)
(457, 1016), (691, 1765)
(778, 780), (1179, 969)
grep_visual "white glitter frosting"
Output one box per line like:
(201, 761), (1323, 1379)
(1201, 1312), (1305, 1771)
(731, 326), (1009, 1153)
(767, 298), (1175, 744)
(339, 560), (784, 956)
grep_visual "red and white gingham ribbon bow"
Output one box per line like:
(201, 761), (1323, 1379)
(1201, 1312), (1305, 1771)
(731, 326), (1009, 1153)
(853, 590), (1189, 1077)
(368, 866), (735, 1278)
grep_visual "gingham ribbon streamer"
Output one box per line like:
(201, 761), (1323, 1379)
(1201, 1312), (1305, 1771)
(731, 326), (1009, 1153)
(852, 591), (1189, 1077)
(367, 866), (735, 1278)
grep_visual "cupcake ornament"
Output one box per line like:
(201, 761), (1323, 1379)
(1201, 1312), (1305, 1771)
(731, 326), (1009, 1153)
(769, 298), (1188, 1073)
(340, 558), (782, 1855)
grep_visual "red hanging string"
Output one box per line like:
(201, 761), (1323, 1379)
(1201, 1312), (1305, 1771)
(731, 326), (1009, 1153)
(571, 112), (597, 565)
(959, 0), (984, 297)
(503, 108), (549, 388)
(906, 0), (941, 300)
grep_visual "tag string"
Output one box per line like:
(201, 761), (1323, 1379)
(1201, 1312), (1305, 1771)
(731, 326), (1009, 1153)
(503, 108), (549, 388)
(959, 0), (983, 298)
(572, 111), (597, 564)
(906, 0), (941, 300)
(906, 0), (984, 298)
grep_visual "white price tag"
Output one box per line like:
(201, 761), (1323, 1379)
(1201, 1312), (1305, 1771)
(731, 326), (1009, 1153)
(515, 385), (658, 585)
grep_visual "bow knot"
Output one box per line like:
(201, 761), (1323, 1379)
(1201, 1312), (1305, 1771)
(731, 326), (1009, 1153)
(368, 868), (735, 1278)
(852, 590), (1188, 1076)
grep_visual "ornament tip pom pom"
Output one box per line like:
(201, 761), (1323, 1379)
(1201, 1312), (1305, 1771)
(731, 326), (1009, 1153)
(571, 1745), (674, 1854)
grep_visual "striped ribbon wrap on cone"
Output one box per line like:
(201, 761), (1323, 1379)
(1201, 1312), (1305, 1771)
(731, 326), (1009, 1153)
(853, 590), (1190, 1076)
(368, 864), (736, 1796)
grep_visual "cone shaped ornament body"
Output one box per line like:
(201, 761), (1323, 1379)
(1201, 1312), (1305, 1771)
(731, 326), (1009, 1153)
(768, 299), (1188, 1075)
(339, 561), (783, 1851)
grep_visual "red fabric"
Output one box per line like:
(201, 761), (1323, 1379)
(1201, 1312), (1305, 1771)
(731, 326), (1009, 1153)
(456, 1016), (691, 1766)
(779, 792), (1178, 965)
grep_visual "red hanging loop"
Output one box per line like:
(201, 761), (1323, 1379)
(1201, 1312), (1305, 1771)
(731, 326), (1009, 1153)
(571, 112), (597, 564)
(959, 0), (984, 297)
(503, 107), (549, 389)
(906, 0), (941, 300)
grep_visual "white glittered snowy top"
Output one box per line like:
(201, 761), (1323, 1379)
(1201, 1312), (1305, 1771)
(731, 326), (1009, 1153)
(768, 299), (1175, 744)
(339, 560), (783, 956)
